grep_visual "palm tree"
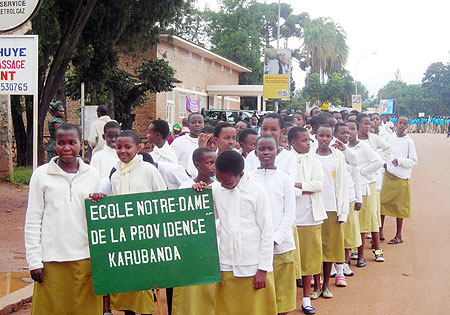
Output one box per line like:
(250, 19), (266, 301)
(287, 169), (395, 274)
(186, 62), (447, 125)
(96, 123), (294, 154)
(299, 17), (349, 83)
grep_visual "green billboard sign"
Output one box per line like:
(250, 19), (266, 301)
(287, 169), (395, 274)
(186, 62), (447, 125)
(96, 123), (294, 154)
(84, 188), (220, 295)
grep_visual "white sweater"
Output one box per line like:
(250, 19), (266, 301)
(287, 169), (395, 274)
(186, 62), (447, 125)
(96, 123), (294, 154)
(170, 134), (199, 170)
(350, 141), (383, 195)
(245, 148), (297, 182)
(212, 173), (273, 274)
(385, 134), (418, 179)
(25, 158), (100, 270)
(88, 115), (112, 155)
(294, 152), (328, 224)
(250, 169), (296, 255)
(342, 147), (362, 204)
(111, 158), (167, 194)
(150, 141), (178, 164)
(90, 145), (119, 179)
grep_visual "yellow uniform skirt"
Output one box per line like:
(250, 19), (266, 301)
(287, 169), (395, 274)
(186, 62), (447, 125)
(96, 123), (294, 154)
(110, 290), (154, 314)
(297, 225), (323, 276)
(359, 182), (379, 233)
(343, 202), (362, 249)
(381, 172), (411, 218)
(273, 251), (296, 313)
(214, 271), (277, 315)
(31, 259), (103, 315)
(321, 212), (345, 263)
(172, 284), (216, 315)
(291, 223), (301, 279)
(375, 189), (382, 226)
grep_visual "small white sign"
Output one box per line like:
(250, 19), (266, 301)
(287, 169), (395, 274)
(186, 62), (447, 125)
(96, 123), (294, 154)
(0, 0), (40, 32)
(0, 35), (38, 95)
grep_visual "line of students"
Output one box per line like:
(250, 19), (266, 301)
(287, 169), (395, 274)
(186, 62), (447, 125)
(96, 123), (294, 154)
(24, 108), (418, 315)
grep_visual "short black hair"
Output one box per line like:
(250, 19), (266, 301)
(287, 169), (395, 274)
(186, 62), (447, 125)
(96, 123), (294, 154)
(334, 122), (348, 134)
(97, 105), (108, 116)
(287, 126), (308, 144)
(346, 119), (359, 130)
(319, 112), (333, 124)
(118, 130), (140, 145)
(236, 120), (251, 128)
(214, 122), (234, 138)
(138, 151), (155, 165)
(200, 125), (214, 134)
(104, 120), (121, 133)
(188, 113), (203, 122)
(151, 119), (170, 139)
(310, 107), (320, 116)
(56, 123), (82, 140)
(192, 147), (215, 163)
(238, 128), (257, 143)
(262, 113), (284, 129)
(256, 134), (278, 148)
(317, 124), (333, 134)
(306, 116), (321, 134)
(215, 150), (244, 176)
(283, 115), (295, 123)
(356, 113), (370, 123)
(294, 112), (305, 121)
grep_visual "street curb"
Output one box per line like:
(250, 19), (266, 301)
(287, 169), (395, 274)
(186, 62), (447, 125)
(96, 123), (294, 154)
(0, 283), (33, 315)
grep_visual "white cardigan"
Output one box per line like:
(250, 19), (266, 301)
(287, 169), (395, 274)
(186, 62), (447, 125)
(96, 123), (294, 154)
(351, 141), (383, 195)
(212, 173), (274, 273)
(385, 134), (418, 179)
(245, 148), (297, 182)
(25, 158), (100, 271)
(294, 152), (328, 222)
(250, 169), (296, 255)
(328, 147), (350, 222)
(170, 134), (199, 170)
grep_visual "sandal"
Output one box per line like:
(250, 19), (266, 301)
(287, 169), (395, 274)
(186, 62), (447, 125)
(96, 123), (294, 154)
(388, 237), (403, 244)
(356, 258), (366, 267)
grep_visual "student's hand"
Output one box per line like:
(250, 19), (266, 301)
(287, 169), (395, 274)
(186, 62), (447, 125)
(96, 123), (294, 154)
(30, 268), (44, 283)
(89, 193), (107, 203)
(383, 163), (387, 171)
(354, 202), (362, 211)
(332, 139), (346, 151)
(198, 133), (212, 148)
(302, 191), (314, 195)
(253, 270), (267, 290)
(294, 182), (303, 189)
(192, 181), (209, 191)
(392, 159), (399, 166)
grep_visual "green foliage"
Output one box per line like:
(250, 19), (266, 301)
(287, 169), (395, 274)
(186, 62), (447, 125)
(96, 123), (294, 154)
(422, 62), (450, 115)
(0, 167), (33, 186)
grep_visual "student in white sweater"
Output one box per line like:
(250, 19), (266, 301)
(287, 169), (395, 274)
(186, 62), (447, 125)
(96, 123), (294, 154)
(171, 113), (204, 170)
(146, 119), (178, 164)
(347, 120), (384, 266)
(380, 116), (418, 244)
(194, 150), (276, 315)
(90, 120), (121, 179)
(25, 123), (103, 314)
(250, 135), (296, 315)
(88, 105), (113, 156)
(109, 130), (166, 315)
(315, 125), (349, 295)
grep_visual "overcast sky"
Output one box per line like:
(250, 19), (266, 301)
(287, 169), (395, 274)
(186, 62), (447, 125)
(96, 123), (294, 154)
(196, 0), (450, 95)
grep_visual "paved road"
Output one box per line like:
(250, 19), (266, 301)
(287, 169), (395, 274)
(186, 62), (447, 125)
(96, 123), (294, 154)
(297, 133), (450, 314)
(12, 133), (450, 315)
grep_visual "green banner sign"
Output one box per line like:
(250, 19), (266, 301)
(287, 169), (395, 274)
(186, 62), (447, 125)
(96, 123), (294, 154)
(84, 188), (220, 295)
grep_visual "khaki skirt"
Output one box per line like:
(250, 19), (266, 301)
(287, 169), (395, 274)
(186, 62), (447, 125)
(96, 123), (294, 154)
(321, 212), (345, 263)
(343, 202), (362, 248)
(297, 225), (323, 276)
(381, 172), (411, 218)
(31, 259), (103, 315)
(214, 271), (277, 315)
(172, 284), (215, 315)
(291, 223), (301, 279)
(110, 290), (154, 314)
(359, 182), (379, 233)
(273, 251), (296, 313)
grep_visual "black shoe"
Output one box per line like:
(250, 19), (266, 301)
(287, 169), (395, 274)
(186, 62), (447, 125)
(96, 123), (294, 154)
(296, 278), (303, 287)
(302, 305), (316, 314)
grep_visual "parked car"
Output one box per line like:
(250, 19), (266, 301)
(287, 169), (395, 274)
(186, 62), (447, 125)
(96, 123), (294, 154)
(205, 110), (254, 126)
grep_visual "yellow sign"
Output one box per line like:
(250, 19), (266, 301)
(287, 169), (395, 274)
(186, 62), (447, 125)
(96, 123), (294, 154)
(352, 95), (362, 112)
(263, 74), (290, 100)
(321, 102), (329, 111)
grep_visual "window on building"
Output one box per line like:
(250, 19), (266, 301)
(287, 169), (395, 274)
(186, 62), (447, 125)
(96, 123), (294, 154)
(166, 91), (175, 126)
(178, 92), (186, 118)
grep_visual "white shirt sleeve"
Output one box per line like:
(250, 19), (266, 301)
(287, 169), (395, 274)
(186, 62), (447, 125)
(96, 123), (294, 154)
(255, 192), (274, 272)
(273, 178), (296, 246)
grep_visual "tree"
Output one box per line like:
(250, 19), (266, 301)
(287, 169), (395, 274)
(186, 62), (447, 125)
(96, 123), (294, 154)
(298, 17), (349, 83)
(11, 0), (186, 165)
(302, 73), (322, 105)
(422, 62), (450, 115)
(322, 72), (344, 105)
